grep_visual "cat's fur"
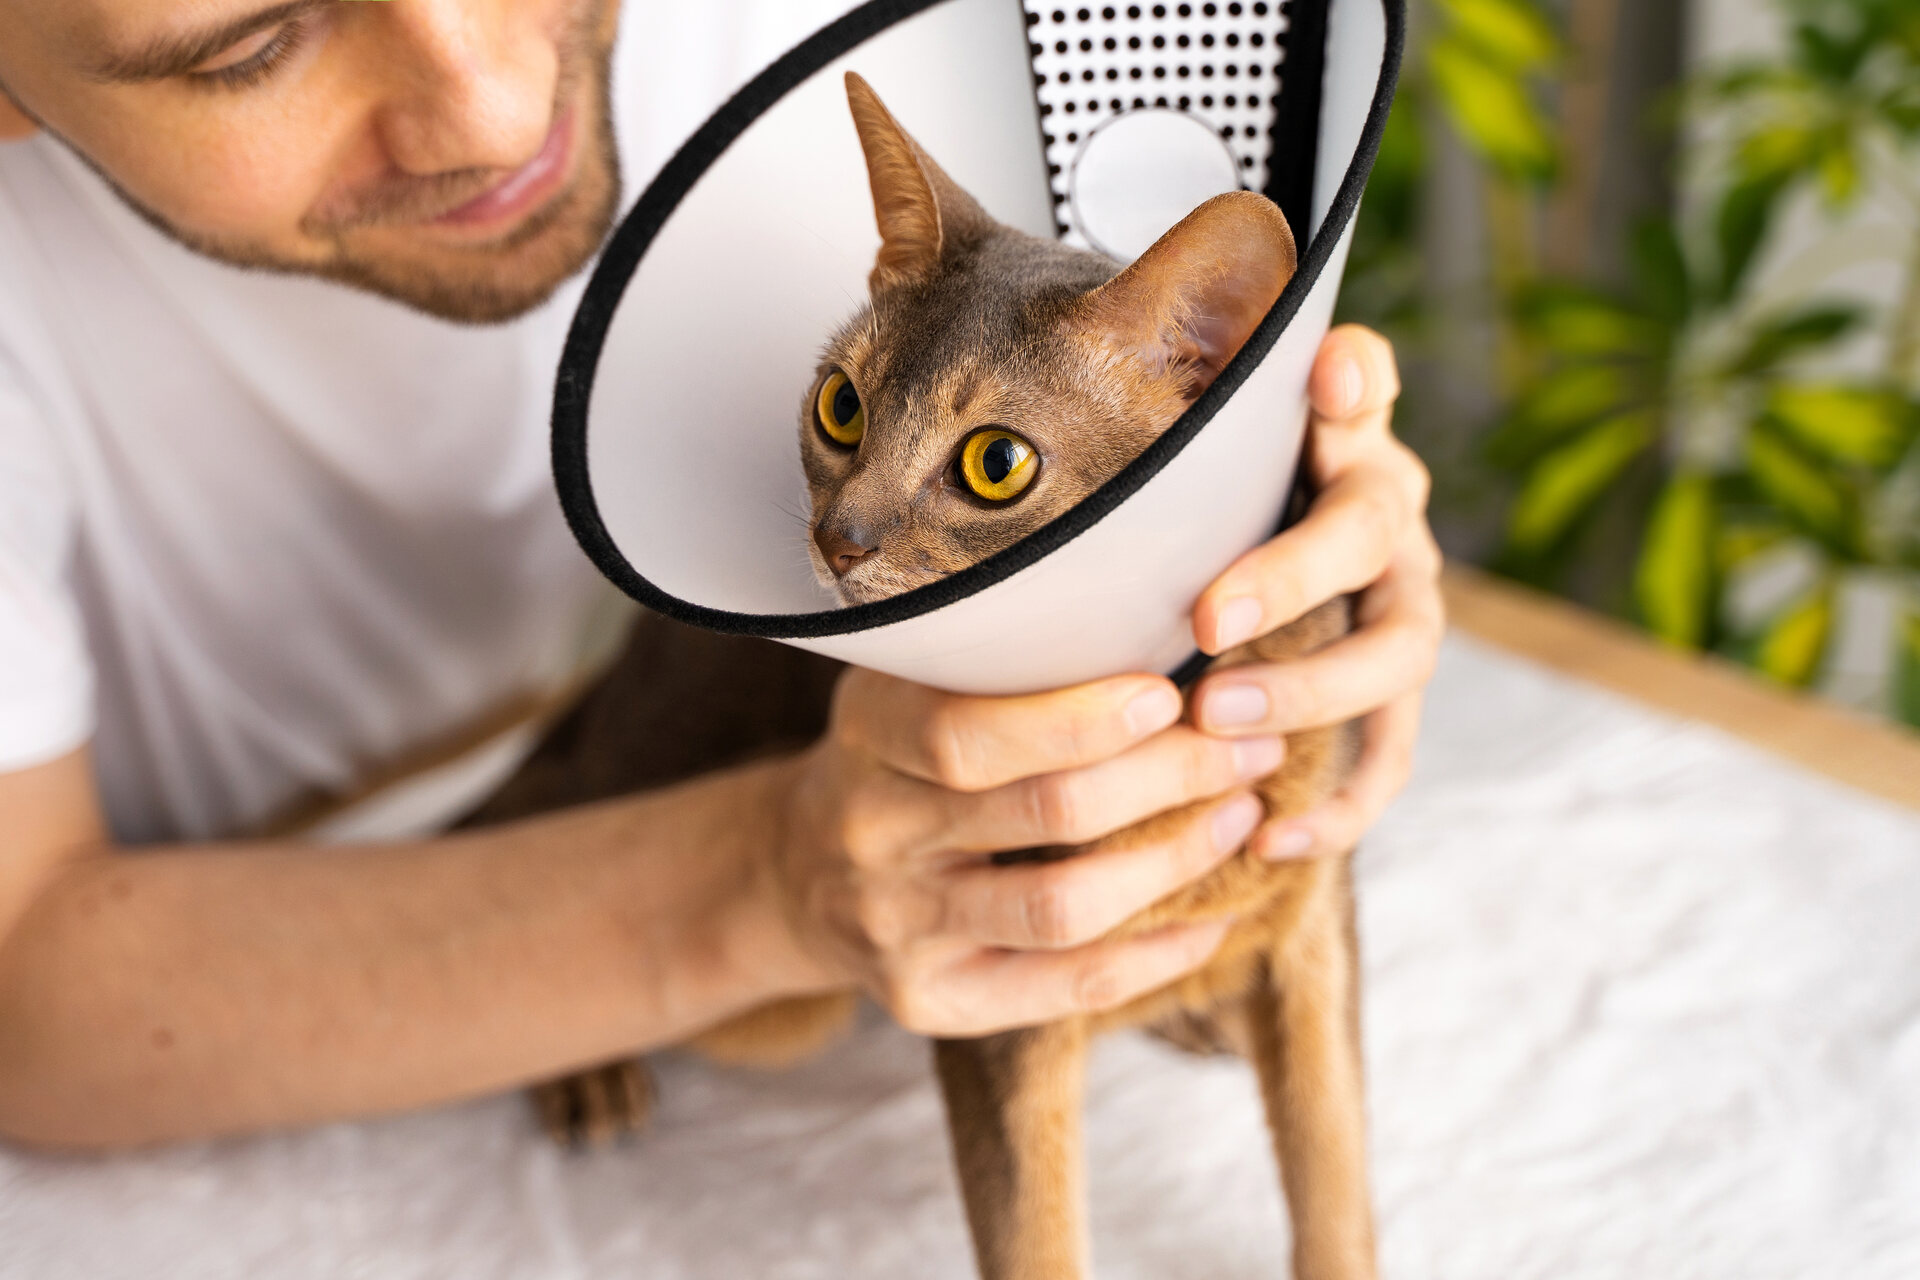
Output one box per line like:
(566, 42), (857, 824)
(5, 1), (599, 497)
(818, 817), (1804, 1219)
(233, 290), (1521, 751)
(532, 75), (1376, 1280)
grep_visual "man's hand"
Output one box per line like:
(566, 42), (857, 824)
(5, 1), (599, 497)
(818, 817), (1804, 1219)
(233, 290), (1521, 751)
(764, 670), (1281, 1038)
(1189, 324), (1442, 860)
(756, 326), (1437, 1040)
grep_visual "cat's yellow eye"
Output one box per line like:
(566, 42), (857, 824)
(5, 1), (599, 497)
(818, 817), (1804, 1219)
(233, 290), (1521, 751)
(815, 370), (865, 447)
(958, 429), (1038, 502)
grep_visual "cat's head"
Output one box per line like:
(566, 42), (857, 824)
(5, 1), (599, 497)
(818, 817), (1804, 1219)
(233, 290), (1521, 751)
(801, 73), (1296, 605)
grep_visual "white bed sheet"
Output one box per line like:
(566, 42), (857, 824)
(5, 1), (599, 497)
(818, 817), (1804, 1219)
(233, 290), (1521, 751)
(4, 635), (1917, 1278)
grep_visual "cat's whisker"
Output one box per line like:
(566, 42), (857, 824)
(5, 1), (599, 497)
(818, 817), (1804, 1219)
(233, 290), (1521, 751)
(772, 495), (813, 529)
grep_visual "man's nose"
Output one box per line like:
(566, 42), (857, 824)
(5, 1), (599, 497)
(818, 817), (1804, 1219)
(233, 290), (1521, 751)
(814, 524), (879, 578)
(370, 0), (559, 177)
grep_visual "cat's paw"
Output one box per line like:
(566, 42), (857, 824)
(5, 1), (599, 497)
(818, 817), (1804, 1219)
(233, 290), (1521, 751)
(531, 1059), (656, 1148)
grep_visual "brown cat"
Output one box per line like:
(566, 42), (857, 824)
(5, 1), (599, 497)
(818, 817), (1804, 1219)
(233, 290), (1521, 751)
(795, 75), (1372, 1280)
(528, 73), (1374, 1280)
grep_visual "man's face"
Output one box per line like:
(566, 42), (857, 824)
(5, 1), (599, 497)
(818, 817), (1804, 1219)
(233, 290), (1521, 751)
(0, 0), (622, 324)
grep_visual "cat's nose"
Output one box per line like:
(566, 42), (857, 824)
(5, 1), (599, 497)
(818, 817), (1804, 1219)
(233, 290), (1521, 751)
(815, 525), (878, 577)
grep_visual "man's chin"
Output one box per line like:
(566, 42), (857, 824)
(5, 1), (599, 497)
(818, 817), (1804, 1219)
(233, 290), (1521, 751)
(310, 258), (575, 327)
(313, 181), (618, 325)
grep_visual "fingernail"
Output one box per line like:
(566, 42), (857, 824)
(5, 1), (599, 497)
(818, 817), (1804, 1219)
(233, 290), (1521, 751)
(1231, 735), (1285, 779)
(1205, 682), (1271, 730)
(1260, 824), (1315, 861)
(1124, 685), (1183, 737)
(1333, 355), (1363, 415)
(1210, 793), (1265, 853)
(1211, 597), (1264, 651)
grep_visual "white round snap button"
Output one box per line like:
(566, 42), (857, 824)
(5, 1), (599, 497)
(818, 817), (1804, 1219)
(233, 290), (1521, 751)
(1068, 108), (1245, 262)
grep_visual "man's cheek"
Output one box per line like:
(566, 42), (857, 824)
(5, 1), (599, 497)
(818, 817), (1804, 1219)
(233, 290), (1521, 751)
(108, 111), (342, 248)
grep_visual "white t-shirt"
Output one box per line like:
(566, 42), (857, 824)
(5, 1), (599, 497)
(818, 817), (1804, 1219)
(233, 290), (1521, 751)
(0, 2), (850, 843)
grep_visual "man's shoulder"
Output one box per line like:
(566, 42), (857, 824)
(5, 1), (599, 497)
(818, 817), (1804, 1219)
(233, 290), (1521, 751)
(0, 155), (60, 397)
(0, 139), (113, 360)
(0, 136), (95, 252)
(0, 144), (52, 310)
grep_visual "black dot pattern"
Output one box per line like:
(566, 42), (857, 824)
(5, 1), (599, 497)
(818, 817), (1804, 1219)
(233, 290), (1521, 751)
(1025, 1), (1290, 245)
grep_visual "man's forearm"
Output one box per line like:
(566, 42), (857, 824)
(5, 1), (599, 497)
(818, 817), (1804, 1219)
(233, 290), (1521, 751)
(0, 757), (827, 1149)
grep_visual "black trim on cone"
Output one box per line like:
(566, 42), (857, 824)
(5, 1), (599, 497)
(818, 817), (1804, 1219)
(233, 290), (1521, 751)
(552, 0), (1404, 641)
(1266, 0), (1330, 248)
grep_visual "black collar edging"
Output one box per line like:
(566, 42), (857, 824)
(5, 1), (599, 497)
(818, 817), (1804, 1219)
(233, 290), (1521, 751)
(1265, 0), (1331, 246)
(552, 0), (1406, 643)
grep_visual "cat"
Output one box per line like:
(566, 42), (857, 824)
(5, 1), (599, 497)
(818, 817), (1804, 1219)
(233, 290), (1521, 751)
(791, 73), (1375, 1280)
(528, 72), (1375, 1280)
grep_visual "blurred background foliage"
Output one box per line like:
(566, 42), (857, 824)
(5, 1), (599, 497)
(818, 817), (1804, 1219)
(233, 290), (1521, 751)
(1338, 0), (1920, 727)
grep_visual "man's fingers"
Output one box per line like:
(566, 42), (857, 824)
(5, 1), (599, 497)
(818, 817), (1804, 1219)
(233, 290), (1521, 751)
(903, 919), (1234, 1036)
(832, 667), (1183, 791)
(1309, 324), (1401, 423)
(1191, 561), (1443, 734)
(1251, 689), (1424, 861)
(936, 727), (1283, 854)
(1193, 323), (1422, 655)
(939, 792), (1262, 949)
(1193, 456), (1426, 653)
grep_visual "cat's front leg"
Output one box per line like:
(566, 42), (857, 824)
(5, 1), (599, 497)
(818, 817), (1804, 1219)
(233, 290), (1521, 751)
(934, 1018), (1091, 1280)
(1245, 861), (1377, 1280)
(529, 1057), (655, 1147)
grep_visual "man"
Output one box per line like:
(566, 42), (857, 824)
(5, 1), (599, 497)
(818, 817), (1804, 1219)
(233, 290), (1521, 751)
(0, 0), (1442, 1148)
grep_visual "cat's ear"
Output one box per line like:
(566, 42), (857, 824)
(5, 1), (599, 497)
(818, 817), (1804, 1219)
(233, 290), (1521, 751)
(1075, 191), (1297, 400)
(844, 72), (993, 292)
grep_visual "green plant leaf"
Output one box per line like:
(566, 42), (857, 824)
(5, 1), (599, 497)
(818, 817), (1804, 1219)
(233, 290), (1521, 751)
(1744, 423), (1858, 554)
(1714, 174), (1789, 302)
(1434, 0), (1559, 70)
(1725, 305), (1861, 375)
(1505, 412), (1655, 555)
(1485, 365), (1634, 465)
(1764, 384), (1916, 468)
(1815, 135), (1861, 205)
(1516, 285), (1663, 357)
(1791, 20), (1865, 82)
(1702, 63), (1805, 98)
(1889, 2), (1920, 64)
(1735, 121), (1820, 182)
(1753, 585), (1834, 688)
(1428, 36), (1557, 180)
(1898, 609), (1920, 730)
(1714, 516), (1793, 573)
(1883, 91), (1920, 136)
(1635, 472), (1717, 648)
(1630, 219), (1693, 325)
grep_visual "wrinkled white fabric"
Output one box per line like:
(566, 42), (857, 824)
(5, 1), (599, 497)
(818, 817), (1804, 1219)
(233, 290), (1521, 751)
(3, 636), (1916, 1278)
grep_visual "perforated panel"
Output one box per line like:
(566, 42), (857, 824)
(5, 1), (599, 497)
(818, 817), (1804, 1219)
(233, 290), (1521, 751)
(1022, 1), (1294, 247)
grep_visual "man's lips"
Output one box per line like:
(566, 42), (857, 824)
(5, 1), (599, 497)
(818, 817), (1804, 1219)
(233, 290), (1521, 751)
(432, 106), (577, 230)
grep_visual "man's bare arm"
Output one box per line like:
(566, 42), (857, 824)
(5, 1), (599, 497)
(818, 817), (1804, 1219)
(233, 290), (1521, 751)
(0, 676), (1266, 1150)
(0, 746), (823, 1148)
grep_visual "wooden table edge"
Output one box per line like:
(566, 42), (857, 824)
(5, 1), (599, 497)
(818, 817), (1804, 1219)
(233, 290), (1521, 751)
(1440, 563), (1920, 813)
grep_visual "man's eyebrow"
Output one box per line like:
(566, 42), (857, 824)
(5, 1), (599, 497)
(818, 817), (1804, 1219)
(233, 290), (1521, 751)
(87, 0), (329, 84)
